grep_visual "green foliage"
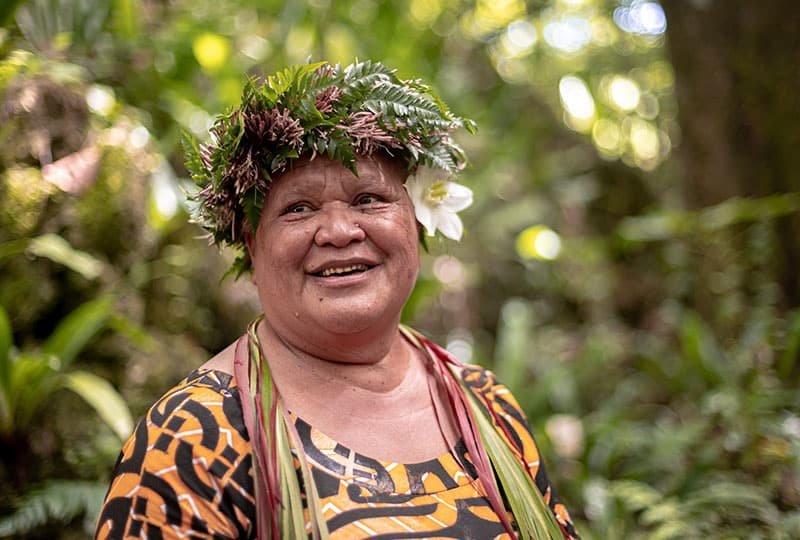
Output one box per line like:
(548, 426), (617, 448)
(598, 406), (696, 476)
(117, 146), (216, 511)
(26, 234), (105, 281)
(0, 480), (106, 538)
(14, 0), (110, 53)
(41, 296), (113, 369)
(0, 298), (132, 439)
(616, 193), (800, 244)
(61, 371), (133, 442)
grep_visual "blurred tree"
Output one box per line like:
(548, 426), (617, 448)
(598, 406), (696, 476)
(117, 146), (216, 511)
(662, 0), (800, 308)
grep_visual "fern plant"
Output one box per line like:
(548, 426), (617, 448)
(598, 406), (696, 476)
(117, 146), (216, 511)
(0, 480), (106, 538)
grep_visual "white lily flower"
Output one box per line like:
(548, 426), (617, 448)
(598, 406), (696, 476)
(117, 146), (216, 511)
(404, 166), (473, 241)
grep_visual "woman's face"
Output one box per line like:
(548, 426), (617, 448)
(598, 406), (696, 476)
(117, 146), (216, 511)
(248, 154), (420, 354)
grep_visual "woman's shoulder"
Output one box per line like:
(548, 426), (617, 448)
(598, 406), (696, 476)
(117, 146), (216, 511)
(140, 368), (248, 448)
(96, 367), (255, 539)
(457, 363), (533, 431)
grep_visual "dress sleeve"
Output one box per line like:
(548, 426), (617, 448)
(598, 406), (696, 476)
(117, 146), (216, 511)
(460, 366), (581, 540)
(95, 373), (256, 540)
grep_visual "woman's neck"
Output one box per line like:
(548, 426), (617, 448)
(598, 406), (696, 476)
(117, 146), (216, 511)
(255, 318), (414, 396)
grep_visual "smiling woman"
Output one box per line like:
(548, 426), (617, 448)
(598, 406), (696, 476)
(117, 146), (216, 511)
(250, 155), (419, 351)
(94, 61), (580, 540)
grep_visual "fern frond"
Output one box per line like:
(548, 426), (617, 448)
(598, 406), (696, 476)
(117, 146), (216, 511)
(182, 131), (207, 181)
(342, 59), (394, 82)
(0, 480), (106, 537)
(363, 83), (441, 115)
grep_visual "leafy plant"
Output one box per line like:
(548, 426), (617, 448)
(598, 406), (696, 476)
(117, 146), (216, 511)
(0, 297), (133, 487)
(0, 480), (106, 538)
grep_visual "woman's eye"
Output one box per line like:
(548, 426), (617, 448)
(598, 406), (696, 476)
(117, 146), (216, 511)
(285, 203), (313, 214)
(355, 194), (379, 205)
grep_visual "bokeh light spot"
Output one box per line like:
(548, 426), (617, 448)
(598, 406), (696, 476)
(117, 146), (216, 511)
(506, 19), (537, 52)
(543, 15), (592, 53)
(609, 76), (640, 111)
(592, 118), (621, 154)
(433, 255), (467, 289)
(636, 92), (660, 119)
(629, 118), (659, 160)
(446, 329), (473, 362)
(559, 75), (595, 120)
(324, 24), (357, 64)
(129, 126), (150, 149)
(516, 225), (562, 260)
(410, 0), (442, 27)
(613, 1), (667, 36)
(86, 85), (116, 116)
(192, 33), (231, 72)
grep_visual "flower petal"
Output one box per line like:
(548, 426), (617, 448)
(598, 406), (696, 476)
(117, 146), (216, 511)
(436, 213), (464, 241)
(443, 182), (473, 212)
(413, 203), (437, 236)
(403, 175), (424, 200)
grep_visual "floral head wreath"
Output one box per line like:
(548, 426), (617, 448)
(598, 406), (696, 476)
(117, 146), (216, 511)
(184, 60), (476, 276)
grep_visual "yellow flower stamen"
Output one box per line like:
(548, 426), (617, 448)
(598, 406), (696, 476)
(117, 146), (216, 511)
(425, 181), (449, 206)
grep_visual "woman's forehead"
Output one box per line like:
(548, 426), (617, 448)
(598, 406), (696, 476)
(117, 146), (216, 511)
(271, 155), (405, 193)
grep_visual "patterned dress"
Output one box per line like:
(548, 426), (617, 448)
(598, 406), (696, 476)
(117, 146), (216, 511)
(96, 362), (580, 539)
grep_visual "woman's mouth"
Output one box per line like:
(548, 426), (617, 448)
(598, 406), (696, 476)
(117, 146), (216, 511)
(315, 264), (371, 277)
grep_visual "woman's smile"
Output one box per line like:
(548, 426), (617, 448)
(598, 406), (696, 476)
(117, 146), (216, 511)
(308, 262), (379, 290)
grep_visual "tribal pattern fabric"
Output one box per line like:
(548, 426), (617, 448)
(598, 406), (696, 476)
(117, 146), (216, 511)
(95, 370), (256, 539)
(96, 367), (579, 539)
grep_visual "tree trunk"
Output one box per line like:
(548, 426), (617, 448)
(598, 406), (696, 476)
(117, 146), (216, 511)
(661, 0), (800, 308)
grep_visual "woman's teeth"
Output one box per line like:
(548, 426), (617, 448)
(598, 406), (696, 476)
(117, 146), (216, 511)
(318, 264), (369, 277)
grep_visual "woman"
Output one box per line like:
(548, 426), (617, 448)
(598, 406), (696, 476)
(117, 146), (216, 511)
(96, 61), (580, 540)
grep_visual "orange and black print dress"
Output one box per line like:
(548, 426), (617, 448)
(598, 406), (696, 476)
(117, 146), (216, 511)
(96, 365), (580, 539)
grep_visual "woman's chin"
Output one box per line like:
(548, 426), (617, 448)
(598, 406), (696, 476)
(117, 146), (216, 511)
(309, 305), (397, 336)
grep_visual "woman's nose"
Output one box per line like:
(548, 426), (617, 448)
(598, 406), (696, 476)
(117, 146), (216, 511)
(313, 206), (366, 247)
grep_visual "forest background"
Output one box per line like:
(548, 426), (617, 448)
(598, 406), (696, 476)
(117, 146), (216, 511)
(1, 0), (799, 538)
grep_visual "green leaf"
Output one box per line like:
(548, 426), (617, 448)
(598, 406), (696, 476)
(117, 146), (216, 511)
(680, 311), (728, 386)
(107, 314), (157, 352)
(682, 481), (778, 525)
(282, 407), (329, 540)
(640, 498), (682, 526)
(462, 387), (564, 540)
(276, 414), (306, 539)
(111, 0), (139, 40)
(27, 234), (105, 280)
(182, 130), (207, 182)
(42, 296), (114, 368)
(60, 370), (133, 441)
(0, 480), (106, 537)
(2, 352), (55, 435)
(610, 480), (664, 512)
